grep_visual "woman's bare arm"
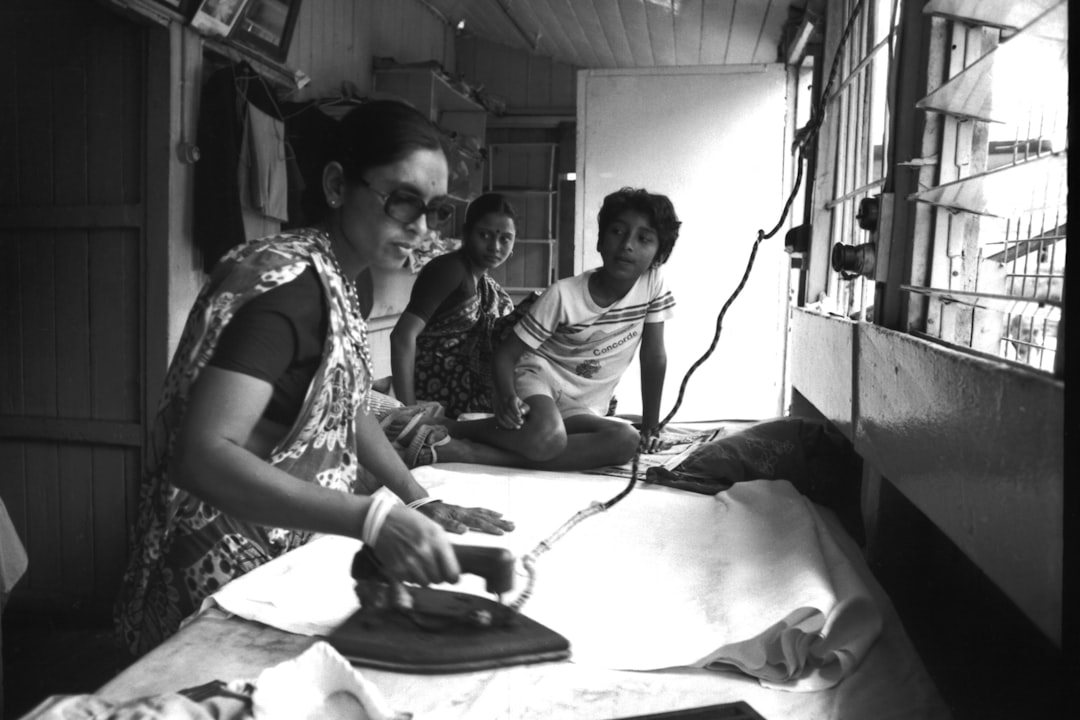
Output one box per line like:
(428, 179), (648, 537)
(389, 311), (425, 405)
(171, 367), (459, 584)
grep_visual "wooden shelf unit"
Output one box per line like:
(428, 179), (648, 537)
(485, 142), (559, 299)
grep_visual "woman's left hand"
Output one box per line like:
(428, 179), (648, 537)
(419, 502), (515, 535)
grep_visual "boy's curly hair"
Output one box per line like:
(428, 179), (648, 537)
(597, 187), (681, 266)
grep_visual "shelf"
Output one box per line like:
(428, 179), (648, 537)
(513, 238), (558, 245)
(923, 0), (1060, 30)
(489, 142), (560, 149)
(487, 112), (576, 129)
(486, 140), (560, 291)
(373, 67), (488, 203)
(915, 2), (1067, 123)
(908, 152), (1066, 218)
(373, 67), (483, 120)
(491, 188), (558, 196)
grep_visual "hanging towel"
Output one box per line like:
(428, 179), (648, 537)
(239, 102), (289, 223)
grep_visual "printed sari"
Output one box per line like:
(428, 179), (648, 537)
(413, 274), (515, 418)
(114, 229), (375, 657)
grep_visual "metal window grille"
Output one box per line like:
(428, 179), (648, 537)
(820, 0), (902, 320)
(906, 0), (1067, 376)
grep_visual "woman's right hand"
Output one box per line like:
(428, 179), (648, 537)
(370, 505), (460, 586)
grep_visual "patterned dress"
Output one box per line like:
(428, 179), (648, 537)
(113, 229), (375, 657)
(413, 272), (516, 418)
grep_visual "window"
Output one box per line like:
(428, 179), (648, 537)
(809, 0), (903, 320)
(904, 0), (1067, 375)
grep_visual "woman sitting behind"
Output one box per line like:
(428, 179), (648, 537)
(390, 193), (519, 418)
(113, 100), (513, 658)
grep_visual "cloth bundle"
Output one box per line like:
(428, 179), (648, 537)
(646, 417), (865, 544)
(21, 643), (409, 720)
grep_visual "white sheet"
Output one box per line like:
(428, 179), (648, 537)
(205, 464), (885, 691)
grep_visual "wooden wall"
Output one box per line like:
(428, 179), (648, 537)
(789, 309), (1066, 645)
(456, 36), (578, 114)
(0, 0), (148, 613)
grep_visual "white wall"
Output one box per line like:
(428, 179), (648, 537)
(576, 65), (791, 422)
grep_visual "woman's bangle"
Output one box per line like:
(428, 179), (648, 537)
(406, 496), (441, 511)
(362, 493), (396, 547)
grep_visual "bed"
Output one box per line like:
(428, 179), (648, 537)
(86, 421), (950, 720)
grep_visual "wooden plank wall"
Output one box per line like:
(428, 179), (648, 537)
(0, 0), (146, 612)
(456, 36), (577, 113)
(485, 143), (559, 293)
(790, 309), (1065, 646)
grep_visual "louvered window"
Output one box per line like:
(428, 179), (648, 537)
(903, 0), (1067, 375)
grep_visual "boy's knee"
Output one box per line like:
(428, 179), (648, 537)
(607, 423), (641, 464)
(518, 418), (567, 462)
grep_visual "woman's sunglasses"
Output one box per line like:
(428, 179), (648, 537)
(356, 179), (454, 228)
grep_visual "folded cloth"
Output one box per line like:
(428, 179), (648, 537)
(201, 529), (365, 637)
(252, 642), (409, 720)
(691, 481), (882, 690)
(0, 496), (28, 600)
(200, 469), (881, 691)
(20, 642), (407, 720)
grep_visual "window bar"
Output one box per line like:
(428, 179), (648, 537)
(824, 35), (896, 106)
(1028, 317), (1045, 369)
(854, 61), (866, 195)
(841, 82), (854, 198)
(900, 285), (1064, 310)
(860, 64), (873, 191)
(1021, 211), (1035, 298)
(1047, 207), (1062, 299)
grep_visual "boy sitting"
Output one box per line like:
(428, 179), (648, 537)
(408, 186), (680, 471)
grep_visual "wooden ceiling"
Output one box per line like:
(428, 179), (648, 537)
(420, 0), (800, 68)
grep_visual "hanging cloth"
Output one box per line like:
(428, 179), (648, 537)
(194, 61), (286, 271)
(239, 102), (289, 223)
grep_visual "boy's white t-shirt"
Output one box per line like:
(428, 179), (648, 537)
(513, 267), (675, 415)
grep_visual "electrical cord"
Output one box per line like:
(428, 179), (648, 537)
(510, 0), (869, 612)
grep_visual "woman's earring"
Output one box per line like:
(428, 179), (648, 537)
(328, 197), (341, 208)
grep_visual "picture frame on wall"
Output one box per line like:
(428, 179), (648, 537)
(190, 0), (251, 38)
(227, 0), (303, 62)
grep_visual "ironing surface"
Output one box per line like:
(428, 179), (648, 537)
(414, 464), (882, 690)
(205, 462), (882, 690)
(111, 458), (951, 719)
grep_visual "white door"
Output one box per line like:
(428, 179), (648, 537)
(575, 65), (790, 422)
